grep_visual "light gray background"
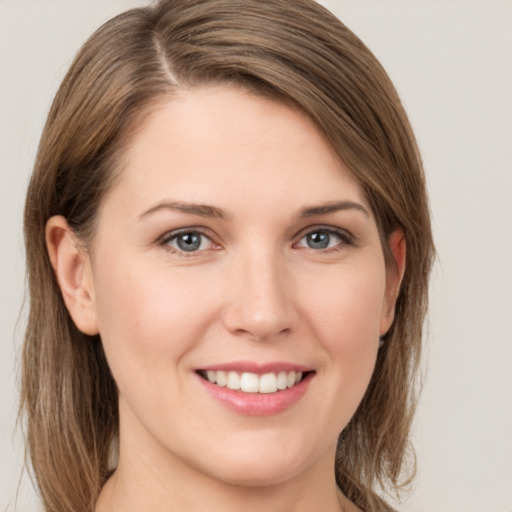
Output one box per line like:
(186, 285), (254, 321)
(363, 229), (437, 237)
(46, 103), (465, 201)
(1, 1), (511, 510)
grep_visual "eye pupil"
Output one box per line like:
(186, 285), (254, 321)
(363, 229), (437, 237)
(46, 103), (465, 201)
(177, 233), (201, 251)
(307, 231), (330, 249)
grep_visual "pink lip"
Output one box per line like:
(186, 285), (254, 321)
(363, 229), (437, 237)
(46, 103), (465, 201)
(199, 360), (313, 374)
(196, 371), (314, 416)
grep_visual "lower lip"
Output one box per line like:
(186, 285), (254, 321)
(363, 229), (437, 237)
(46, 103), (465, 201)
(197, 373), (313, 416)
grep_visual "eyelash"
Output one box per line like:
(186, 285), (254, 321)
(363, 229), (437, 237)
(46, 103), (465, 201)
(158, 225), (355, 257)
(294, 226), (355, 252)
(159, 228), (218, 257)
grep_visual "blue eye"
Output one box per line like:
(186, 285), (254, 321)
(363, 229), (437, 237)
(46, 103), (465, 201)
(164, 231), (214, 252)
(297, 229), (346, 250)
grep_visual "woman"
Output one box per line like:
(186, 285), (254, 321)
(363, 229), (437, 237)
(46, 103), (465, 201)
(21, 0), (434, 511)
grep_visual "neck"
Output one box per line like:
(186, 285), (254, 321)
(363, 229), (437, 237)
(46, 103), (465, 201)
(94, 400), (358, 512)
(96, 438), (348, 512)
(99, 471), (347, 512)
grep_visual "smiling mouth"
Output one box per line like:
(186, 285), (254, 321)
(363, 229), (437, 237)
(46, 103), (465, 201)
(196, 370), (313, 394)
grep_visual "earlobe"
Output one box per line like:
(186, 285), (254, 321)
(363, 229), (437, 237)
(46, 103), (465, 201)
(45, 216), (99, 335)
(380, 229), (406, 335)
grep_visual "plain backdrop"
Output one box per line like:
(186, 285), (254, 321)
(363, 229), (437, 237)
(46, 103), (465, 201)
(1, 1), (511, 511)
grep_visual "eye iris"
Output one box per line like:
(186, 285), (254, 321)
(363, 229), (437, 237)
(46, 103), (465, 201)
(307, 231), (330, 249)
(176, 233), (201, 251)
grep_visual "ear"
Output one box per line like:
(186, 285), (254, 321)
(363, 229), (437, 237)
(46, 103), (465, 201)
(45, 215), (99, 335)
(380, 229), (406, 335)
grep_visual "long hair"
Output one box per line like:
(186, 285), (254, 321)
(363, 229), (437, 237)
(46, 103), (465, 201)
(21, 1), (434, 510)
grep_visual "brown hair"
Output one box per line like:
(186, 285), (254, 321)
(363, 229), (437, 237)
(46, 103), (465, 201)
(21, 1), (434, 511)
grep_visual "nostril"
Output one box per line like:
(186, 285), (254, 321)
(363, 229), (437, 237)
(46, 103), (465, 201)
(221, 266), (296, 340)
(223, 309), (293, 341)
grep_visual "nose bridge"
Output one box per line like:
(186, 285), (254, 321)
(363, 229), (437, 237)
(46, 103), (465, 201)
(223, 242), (294, 340)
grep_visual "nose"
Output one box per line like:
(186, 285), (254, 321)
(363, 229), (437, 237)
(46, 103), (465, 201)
(221, 247), (296, 341)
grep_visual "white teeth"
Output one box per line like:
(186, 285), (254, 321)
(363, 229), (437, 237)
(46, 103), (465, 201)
(240, 372), (259, 393)
(203, 370), (306, 394)
(226, 371), (240, 390)
(259, 373), (277, 393)
(216, 370), (227, 387)
(277, 371), (288, 390)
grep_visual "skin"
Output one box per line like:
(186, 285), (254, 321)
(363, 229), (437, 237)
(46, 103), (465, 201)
(47, 85), (405, 512)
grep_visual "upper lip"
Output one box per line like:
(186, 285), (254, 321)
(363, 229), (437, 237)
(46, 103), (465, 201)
(197, 361), (314, 374)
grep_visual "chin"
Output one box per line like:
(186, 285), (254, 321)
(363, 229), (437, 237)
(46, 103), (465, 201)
(204, 458), (308, 488)
(192, 431), (327, 488)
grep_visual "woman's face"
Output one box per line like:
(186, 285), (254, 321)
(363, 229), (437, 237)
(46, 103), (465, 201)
(82, 86), (400, 487)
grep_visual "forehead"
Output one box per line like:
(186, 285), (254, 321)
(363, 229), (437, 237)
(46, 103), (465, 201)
(104, 85), (368, 218)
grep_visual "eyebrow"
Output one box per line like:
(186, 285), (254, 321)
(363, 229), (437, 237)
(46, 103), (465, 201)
(138, 199), (369, 221)
(138, 201), (227, 220)
(298, 201), (370, 218)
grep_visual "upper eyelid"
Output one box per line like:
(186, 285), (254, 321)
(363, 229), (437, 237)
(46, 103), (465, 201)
(159, 226), (215, 243)
(294, 224), (354, 241)
(158, 229), (219, 258)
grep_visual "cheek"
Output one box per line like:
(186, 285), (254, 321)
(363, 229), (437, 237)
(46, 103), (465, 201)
(301, 260), (386, 386)
(91, 255), (219, 390)
(304, 262), (386, 343)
